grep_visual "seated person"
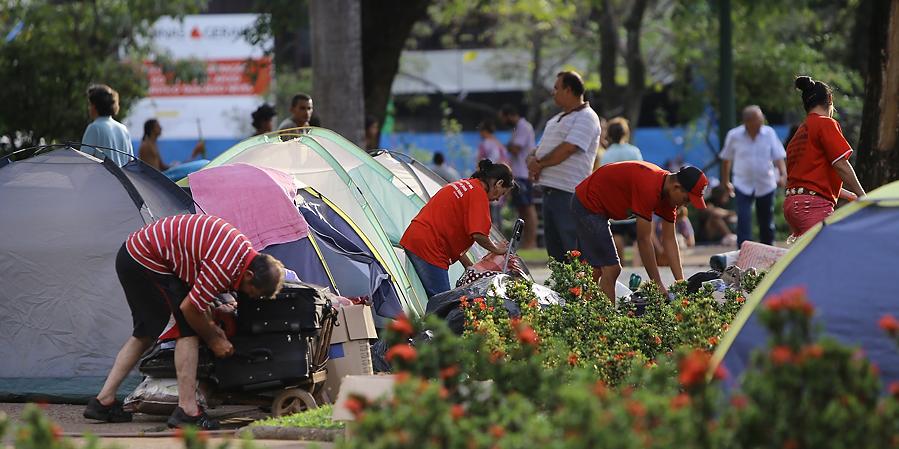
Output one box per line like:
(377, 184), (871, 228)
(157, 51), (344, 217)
(697, 185), (737, 245)
(652, 206), (695, 267)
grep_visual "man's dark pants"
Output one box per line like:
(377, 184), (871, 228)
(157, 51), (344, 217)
(541, 187), (578, 262)
(735, 188), (775, 247)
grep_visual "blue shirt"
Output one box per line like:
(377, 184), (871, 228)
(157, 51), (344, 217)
(600, 142), (643, 166)
(81, 116), (134, 167)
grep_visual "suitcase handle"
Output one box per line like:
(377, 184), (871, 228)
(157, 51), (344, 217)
(232, 348), (272, 364)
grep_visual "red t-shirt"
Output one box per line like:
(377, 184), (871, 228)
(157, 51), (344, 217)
(575, 161), (676, 222)
(400, 178), (492, 269)
(786, 113), (853, 203)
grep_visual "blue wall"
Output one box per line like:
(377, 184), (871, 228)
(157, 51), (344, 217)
(142, 125), (790, 180)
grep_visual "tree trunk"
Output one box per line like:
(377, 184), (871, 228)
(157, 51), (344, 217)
(310, 0), (365, 146)
(361, 0), (432, 133)
(596, 0), (621, 119)
(855, 0), (899, 189)
(623, 0), (649, 125)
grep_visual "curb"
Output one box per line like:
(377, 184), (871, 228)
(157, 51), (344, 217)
(240, 426), (343, 441)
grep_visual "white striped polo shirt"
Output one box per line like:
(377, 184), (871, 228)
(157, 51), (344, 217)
(535, 103), (602, 192)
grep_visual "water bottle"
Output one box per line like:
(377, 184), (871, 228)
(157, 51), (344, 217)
(629, 273), (642, 292)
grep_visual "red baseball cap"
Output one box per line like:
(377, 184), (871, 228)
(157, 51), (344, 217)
(676, 166), (708, 209)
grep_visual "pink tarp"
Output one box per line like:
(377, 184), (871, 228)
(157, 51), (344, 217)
(188, 163), (308, 250)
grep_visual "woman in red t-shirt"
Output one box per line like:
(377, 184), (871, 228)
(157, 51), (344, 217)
(784, 76), (866, 237)
(400, 159), (513, 300)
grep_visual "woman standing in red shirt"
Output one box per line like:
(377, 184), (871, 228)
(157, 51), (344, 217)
(400, 159), (513, 300)
(784, 76), (866, 237)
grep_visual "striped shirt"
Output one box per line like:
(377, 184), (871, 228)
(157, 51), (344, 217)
(535, 103), (601, 192)
(125, 215), (258, 312)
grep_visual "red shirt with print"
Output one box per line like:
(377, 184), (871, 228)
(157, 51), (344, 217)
(575, 161), (676, 222)
(400, 178), (492, 269)
(786, 113), (853, 203)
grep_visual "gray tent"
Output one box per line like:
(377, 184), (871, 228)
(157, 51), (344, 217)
(0, 146), (195, 401)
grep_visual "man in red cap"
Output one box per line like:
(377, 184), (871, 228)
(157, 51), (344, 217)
(572, 161), (708, 300)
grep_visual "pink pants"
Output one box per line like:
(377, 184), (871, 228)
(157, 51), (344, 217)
(784, 194), (834, 236)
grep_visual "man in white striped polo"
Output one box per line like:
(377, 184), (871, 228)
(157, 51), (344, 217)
(84, 215), (285, 430)
(527, 71), (602, 262)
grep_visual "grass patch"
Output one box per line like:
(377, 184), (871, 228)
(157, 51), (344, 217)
(250, 404), (344, 429)
(516, 247), (548, 264)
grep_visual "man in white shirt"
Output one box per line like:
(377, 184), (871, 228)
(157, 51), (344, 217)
(720, 105), (787, 247)
(277, 93), (314, 130)
(527, 71), (601, 262)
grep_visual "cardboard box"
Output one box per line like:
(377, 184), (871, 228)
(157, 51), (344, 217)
(323, 305), (378, 401)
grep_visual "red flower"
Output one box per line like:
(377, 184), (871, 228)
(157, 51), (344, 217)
(394, 371), (411, 383)
(527, 299), (538, 308)
(653, 335), (662, 346)
(730, 394), (748, 410)
(385, 344), (417, 362)
(879, 314), (899, 335)
(489, 350), (506, 363)
(439, 365), (459, 379)
(388, 314), (414, 337)
(736, 296), (745, 304)
(770, 345), (794, 365)
(670, 393), (691, 410)
(682, 299), (690, 307)
(490, 424), (506, 438)
(802, 344), (824, 359)
(344, 395), (366, 418)
(765, 296), (784, 312)
(517, 325), (540, 346)
(675, 313), (684, 322)
(713, 364), (728, 380)
(707, 336), (719, 346)
(626, 400), (646, 418)
(678, 350), (712, 388)
(51, 424), (63, 441)
(569, 287), (582, 297)
(568, 250), (582, 258)
(889, 382), (899, 398)
(567, 352), (579, 366)
(592, 380), (608, 399)
(450, 404), (465, 420)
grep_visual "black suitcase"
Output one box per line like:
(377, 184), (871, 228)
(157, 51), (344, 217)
(214, 333), (310, 391)
(237, 282), (333, 337)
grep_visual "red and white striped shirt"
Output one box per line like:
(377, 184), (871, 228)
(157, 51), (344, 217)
(126, 215), (258, 312)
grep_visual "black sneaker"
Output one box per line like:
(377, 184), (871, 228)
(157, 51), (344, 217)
(83, 397), (133, 423)
(167, 406), (220, 430)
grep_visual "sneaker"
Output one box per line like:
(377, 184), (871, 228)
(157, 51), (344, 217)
(83, 397), (133, 423)
(167, 406), (220, 430)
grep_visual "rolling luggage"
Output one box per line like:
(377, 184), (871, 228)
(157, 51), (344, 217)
(214, 333), (311, 391)
(237, 282), (333, 337)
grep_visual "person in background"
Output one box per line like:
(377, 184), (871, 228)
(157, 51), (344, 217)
(277, 93), (314, 130)
(364, 115), (381, 153)
(400, 160), (512, 299)
(81, 84), (133, 167)
(784, 76), (866, 237)
(477, 119), (509, 229)
(527, 71), (602, 262)
(652, 206), (695, 266)
(720, 106), (787, 247)
(592, 116), (611, 171)
(600, 117), (643, 165)
(432, 152), (461, 182)
(573, 161), (708, 300)
(499, 104), (538, 249)
(697, 185), (738, 246)
(138, 119), (205, 171)
(600, 117), (644, 266)
(251, 104), (276, 136)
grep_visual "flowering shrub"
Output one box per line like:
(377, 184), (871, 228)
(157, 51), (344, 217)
(461, 252), (744, 385)
(337, 287), (899, 449)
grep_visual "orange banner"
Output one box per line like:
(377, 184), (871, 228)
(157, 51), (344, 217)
(146, 57), (272, 97)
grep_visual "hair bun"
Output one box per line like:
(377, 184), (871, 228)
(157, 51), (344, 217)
(478, 159), (493, 171)
(795, 76), (814, 91)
